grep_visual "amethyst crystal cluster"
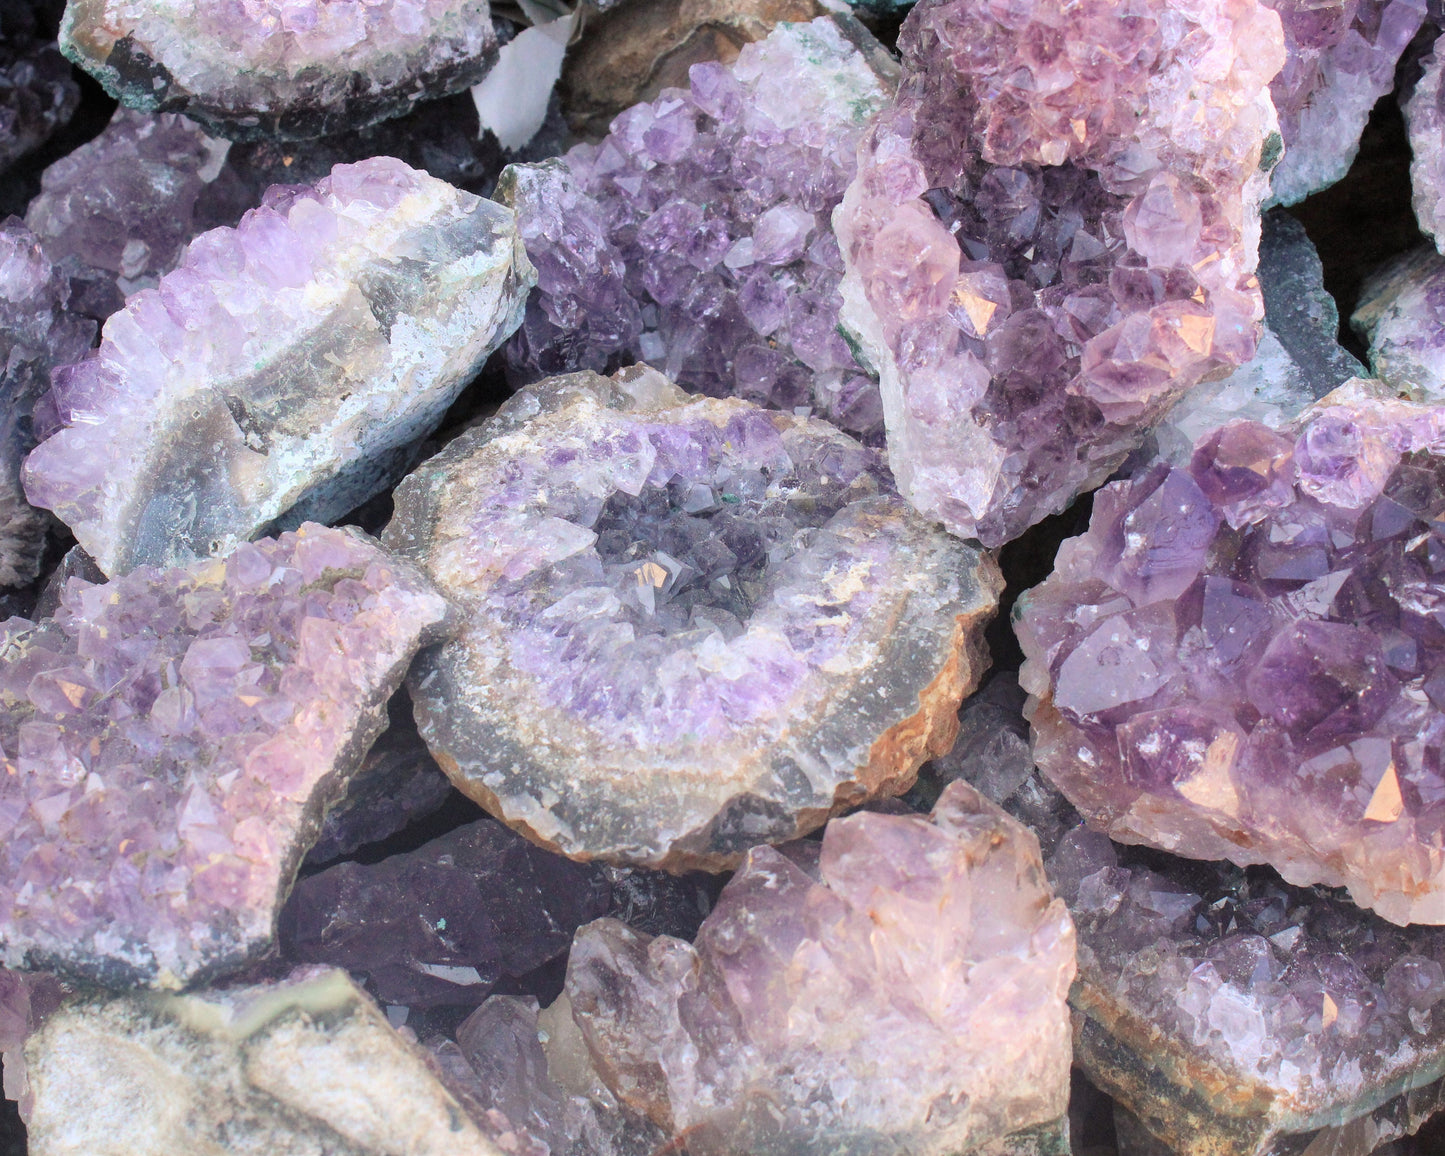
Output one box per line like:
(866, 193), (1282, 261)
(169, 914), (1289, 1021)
(385, 365), (1001, 868)
(836, 0), (1285, 546)
(1406, 36), (1445, 252)
(1266, 0), (1428, 206)
(22, 155), (534, 576)
(1018, 385), (1445, 926)
(60, 0), (499, 141)
(0, 220), (92, 591)
(501, 17), (895, 442)
(0, 23), (78, 177)
(1354, 246), (1445, 403)
(0, 524), (450, 988)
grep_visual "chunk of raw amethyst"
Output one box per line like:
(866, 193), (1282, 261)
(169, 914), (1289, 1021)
(1016, 383), (1445, 925)
(21, 968), (507, 1156)
(0, 523), (452, 988)
(384, 366), (1001, 869)
(60, 0), (499, 142)
(0, 220), (93, 591)
(0, 32), (78, 177)
(835, 0), (1285, 546)
(280, 817), (611, 1010)
(555, 781), (1075, 1155)
(1266, 0), (1428, 206)
(23, 155), (535, 577)
(1354, 246), (1445, 403)
(24, 107), (232, 316)
(1145, 211), (1362, 466)
(933, 675), (1445, 1156)
(500, 17), (895, 444)
(1406, 36), (1445, 250)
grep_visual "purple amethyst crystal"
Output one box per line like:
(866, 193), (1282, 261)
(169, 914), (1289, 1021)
(22, 155), (535, 577)
(60, 0), (499, 142)
(0, 220), (93, 591)
(383, 365), (1001, 869)
(0, 30), (78, 177)
(1017, 383), (1445, 925)
(1267, 0), (1428, 206)
(500, 17), (895, 443)
(554, 781), (1075, 1155)
(835, 0), (1286, 546)
(0, 523), (452, 988)
(1354, 246), (1445, 403)
(1407, 42), (1445, 251)
(280, 817), (611, 1010)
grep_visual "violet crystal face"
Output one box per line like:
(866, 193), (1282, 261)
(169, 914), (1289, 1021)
(0, 523), (452, 989)
(556, 781), (1076, 1156)
(22, 155), (535, 577)
(501, 17), (896, 444)
(1017, 384), (1445, 926)
(59, 0), (500, 142)
(384, 365), (1001, 869)
(835, 0), (1286, 547)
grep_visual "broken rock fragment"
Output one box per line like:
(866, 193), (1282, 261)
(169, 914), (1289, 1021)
(60, 0), (500, 142)
(503, 17), (896, 444)
(384, 366), (1001, 869)
(836, 0), (1285, 546)
(1016, 383), (1445, 925)
(558, 781), (1075, 1155)
(0, 523), (452, 988)
(23, 155), (535, 576)
(22, 968), (505, 1156)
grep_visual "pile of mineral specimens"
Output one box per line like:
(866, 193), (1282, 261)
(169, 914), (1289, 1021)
(5, 0), (1445, 1153)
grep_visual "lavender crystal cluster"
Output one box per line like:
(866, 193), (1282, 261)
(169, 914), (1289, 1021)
(502, 17), (894, 443)
(836, 0), (1285, 546)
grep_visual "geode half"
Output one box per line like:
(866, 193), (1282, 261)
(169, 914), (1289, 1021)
(0, 523), (452, 988)
(59, 0), (499, 142)
(384, 366), (1001, 869)
(23, 155), (535, 577)
(1017, 382), (1445, 925)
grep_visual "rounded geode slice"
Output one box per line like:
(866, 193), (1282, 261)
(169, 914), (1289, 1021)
(59, 0), (499, 142)
(384, 367), (1001, 869)
(1017, 382), (1445, 925)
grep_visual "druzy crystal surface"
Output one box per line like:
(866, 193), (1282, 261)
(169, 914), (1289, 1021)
(60, 0), (499, 142)
(1355, 247), (1445, 404)
(281, 817), (611, 1009)
(385, 366), (1001, 868)
(836, 0), (1285, 547)
(557, 781), (1075, 1155)
(935, 677), (1445, 1156)
(0, 220), (93, 591)
(23, 155), (535, 577)
(1266, 0), (1428, 206)
(23, 968), (507, 1156)
(1406, 39), (1445, 251)
(0, 523), (452, 987)
(501, 17), (895, 444)
(1017, 384), (1445, 925)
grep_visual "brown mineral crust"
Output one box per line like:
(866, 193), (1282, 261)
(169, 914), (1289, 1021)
(560, 0), (823, 136)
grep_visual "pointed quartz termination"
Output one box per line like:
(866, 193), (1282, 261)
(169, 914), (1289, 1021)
(1145, 211), (1364, 466)
(0, 221), (94, 591)
(550, 782), (1075, 1155)
(383, 365), (1002, 869)
(835, 0), (1285, 547)
(0, 523), (452, 989)
(1265, 0), (1428, 206)
(500, 17), (897, 444)
(1016, 381), (1445, 925)
(1406, 37), (1445, 251)
(927, 676), (1445, 1156)
(59, 0), (499, 142)
(280, 816), (611, 1010)
(21, 968), (507, 1156)
(22, 156), (536, 577)
(1354, 246), (1445, 403)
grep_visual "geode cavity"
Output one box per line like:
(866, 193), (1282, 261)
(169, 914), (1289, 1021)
(23, 155), (535, 577)
(384, 366), (1001, 869)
